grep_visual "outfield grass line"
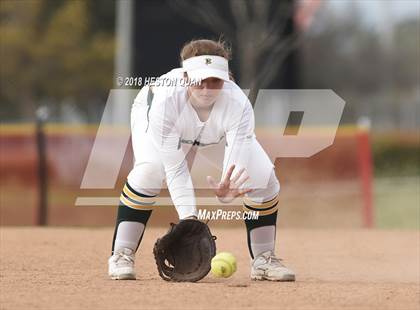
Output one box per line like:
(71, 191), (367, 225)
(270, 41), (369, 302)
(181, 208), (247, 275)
(374, 176), (420, 229)
(374, 176), (420, 193)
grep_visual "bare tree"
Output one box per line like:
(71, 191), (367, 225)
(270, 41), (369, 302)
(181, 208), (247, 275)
(169, 0), (303, 106)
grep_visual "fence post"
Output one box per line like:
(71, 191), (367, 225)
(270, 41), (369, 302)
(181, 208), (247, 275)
(35, 106), (49, 226)
(357, 117), (374, 228)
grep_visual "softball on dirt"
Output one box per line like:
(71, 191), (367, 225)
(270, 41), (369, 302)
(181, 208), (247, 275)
(211, 252), (237, 278)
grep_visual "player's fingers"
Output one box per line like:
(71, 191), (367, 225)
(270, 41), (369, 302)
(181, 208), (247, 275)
(238, 188), (253, 196)
(220, 182), (229, 190)
(235, 175), (250, 188)
(230, 167), (245, 184)
(222, 164), (235, 185)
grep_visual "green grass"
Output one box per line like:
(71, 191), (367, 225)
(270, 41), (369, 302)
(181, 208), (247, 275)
(374, 176), (420, 229)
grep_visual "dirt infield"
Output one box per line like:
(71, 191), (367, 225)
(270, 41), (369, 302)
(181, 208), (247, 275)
(1, 227), (419, 310)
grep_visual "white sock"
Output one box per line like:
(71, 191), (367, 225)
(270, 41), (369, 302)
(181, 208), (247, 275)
(114, 221), (145, 253)
(250, 225), (275, 258)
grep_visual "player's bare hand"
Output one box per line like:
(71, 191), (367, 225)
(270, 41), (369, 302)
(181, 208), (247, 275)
(207, 164), (252, 203)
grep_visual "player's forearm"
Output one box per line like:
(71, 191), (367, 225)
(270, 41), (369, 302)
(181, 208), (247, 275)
(165, 160), (197, 219)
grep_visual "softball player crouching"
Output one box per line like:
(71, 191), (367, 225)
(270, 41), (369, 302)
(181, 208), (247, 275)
(108, 39), (295, 282)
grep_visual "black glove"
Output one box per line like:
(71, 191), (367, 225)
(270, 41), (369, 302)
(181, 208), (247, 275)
(153, 219), (217, 282)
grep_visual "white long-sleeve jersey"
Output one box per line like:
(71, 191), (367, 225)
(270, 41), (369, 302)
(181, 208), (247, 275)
(146, 68), (255, 216)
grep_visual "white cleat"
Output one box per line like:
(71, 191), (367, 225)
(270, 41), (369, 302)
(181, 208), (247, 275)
(108, 248), (136, 280)
(251, 250), (295, 282)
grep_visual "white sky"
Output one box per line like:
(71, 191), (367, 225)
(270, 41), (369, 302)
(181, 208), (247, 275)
(323, 0), (419, 37)
(327, 0), (419, 24)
